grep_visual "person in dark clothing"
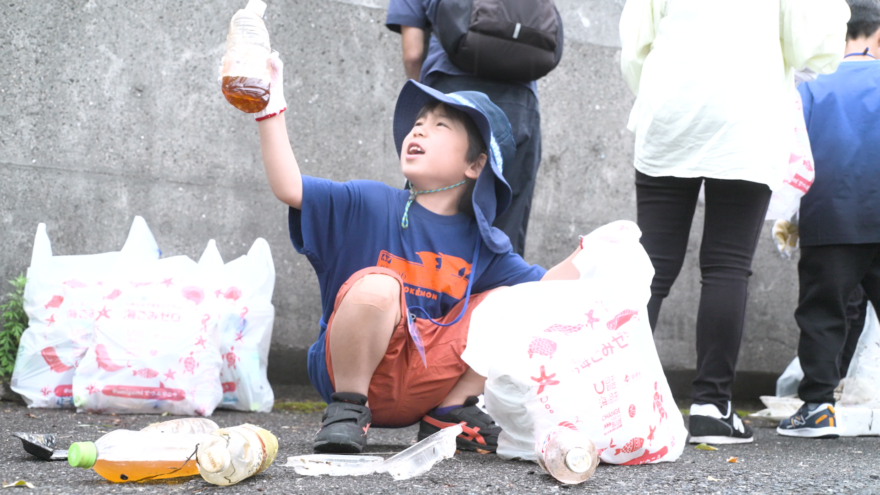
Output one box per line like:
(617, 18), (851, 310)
(778, 0), (880, 438)
(385, 0), (542, 257)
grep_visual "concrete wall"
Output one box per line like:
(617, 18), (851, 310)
(0, 0), (798, 396)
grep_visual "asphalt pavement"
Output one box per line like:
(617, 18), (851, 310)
(2, 386), (879, 494)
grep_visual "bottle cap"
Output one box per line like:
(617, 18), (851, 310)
(197, 442), (232, 474)
(245, 0), (267, 18)
(564, 447), (592, 474)
(68, 442), (97, 469)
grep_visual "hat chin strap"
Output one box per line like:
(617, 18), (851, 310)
(401, 179), (469, 229)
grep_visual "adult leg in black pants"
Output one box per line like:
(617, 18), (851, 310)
(636, 171), (771, 443)
(430, 75), (541, 257)
(796, 244), (880, 404)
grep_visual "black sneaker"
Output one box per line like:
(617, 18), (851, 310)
(687, 401), (754, 445)
(777, 403), (839, 439)
(418, 396), (501, 453)
(313, 392), (372, 453)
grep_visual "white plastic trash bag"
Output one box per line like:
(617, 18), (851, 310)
(198, 238), (276, 412)
(72, 255), (223, 415)
(840, 303), (880, 408)
(775, 357), (803, 398)
(765, 92), (815, 221)
(11, 218), (160, 408)
(466, 221), (687, 465)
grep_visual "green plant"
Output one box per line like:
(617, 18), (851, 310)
(0, 274), (28, 380)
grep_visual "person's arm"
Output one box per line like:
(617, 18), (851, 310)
(540, 246), (582, 281)
(258, 114), (303, 209)
(780, 0), (850, 75)
(401, 26), (426, 81)
(252, 53), (302, 209)
(619, 0), (664, 96)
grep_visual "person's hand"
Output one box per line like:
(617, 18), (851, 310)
(773, 219), (799, 259)
(254, 51), (287, 122)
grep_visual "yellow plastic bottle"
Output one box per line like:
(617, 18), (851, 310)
(68, 430), (211, 483)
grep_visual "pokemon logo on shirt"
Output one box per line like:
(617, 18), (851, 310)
(377, 250), (472, 300)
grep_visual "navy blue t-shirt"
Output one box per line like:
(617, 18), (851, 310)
(385, 0), (538, 96)
(798, 61), (880, 247)
(290, 176), (546, 401)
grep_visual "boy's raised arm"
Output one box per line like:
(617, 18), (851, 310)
(259, 113), (303, 209)
(254, 53), (303, 210)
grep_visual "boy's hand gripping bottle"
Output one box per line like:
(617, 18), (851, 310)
(196, 424), (278, 485)
(221, 0), (272, 113)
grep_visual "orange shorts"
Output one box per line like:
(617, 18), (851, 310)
(325, 267), (491, 427)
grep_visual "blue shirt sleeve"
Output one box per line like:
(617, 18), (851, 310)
(289, 176), (396, 273)
(288, 176), (357, 273)
(386, 0), (428, 33)
(475, 249), (546, 292)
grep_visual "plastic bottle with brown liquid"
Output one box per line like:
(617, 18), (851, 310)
(221, 0), (272, 113)
(68, 430), (212, 483)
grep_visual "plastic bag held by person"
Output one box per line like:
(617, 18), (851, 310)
(465, 221), (687, 465)
(197, 239), (276, 412)
(71, 252), (224, 416)
(11, 218), (160, 408)
(766, 92), (815, 222)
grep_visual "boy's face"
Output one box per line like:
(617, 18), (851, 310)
(400, 104), (485, 190)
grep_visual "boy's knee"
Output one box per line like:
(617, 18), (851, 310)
(346, 274), (401, 313)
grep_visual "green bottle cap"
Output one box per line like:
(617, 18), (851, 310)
(68, 442), (97, 469)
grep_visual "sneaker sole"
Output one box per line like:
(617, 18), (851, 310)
(314, 434), (366, 454)
(776, 426), (840, 439)
(688, 435), (754, 445)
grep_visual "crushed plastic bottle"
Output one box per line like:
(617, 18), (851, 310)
(284, 425), (463, 480)
(221, 0), (272, 113)
(534, 426), (599, 485)
(378, 424), (462, 480)
(68, 430), (212, 483)
(196, 424), (278, 485)
(285, 455), (384, 476)
(140, 418), (219, 435)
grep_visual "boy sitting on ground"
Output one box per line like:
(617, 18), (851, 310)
(243, 53), (582, 453)
(777, 0), (880, 438)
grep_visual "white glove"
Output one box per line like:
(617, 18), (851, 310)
(254, 51), (287, 122)
(773, 219), (799, 259)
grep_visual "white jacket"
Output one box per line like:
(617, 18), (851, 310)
(619, 0), (849, 187)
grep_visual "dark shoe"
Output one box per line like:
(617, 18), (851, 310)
(777, 403), (839, 439)
(418, 396), (501, 453)
(687, 401), (754, 445)
(313, 392), (372, 453)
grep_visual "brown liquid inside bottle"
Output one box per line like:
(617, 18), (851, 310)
(92, 458), (200, 483)
(222, 76), (270, 114)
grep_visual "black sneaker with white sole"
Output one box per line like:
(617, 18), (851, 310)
(687, 401), (754, 445)
(418, 396), (502, 453)
(313, 392), (372, 453)
(777, 403), (839, 439)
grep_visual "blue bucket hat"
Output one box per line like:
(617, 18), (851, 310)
(393, 80), (516, 254)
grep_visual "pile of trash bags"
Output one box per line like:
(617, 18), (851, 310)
(10, 217), (276, 415)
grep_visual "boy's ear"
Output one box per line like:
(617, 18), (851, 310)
(465, 153), (488, 180)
